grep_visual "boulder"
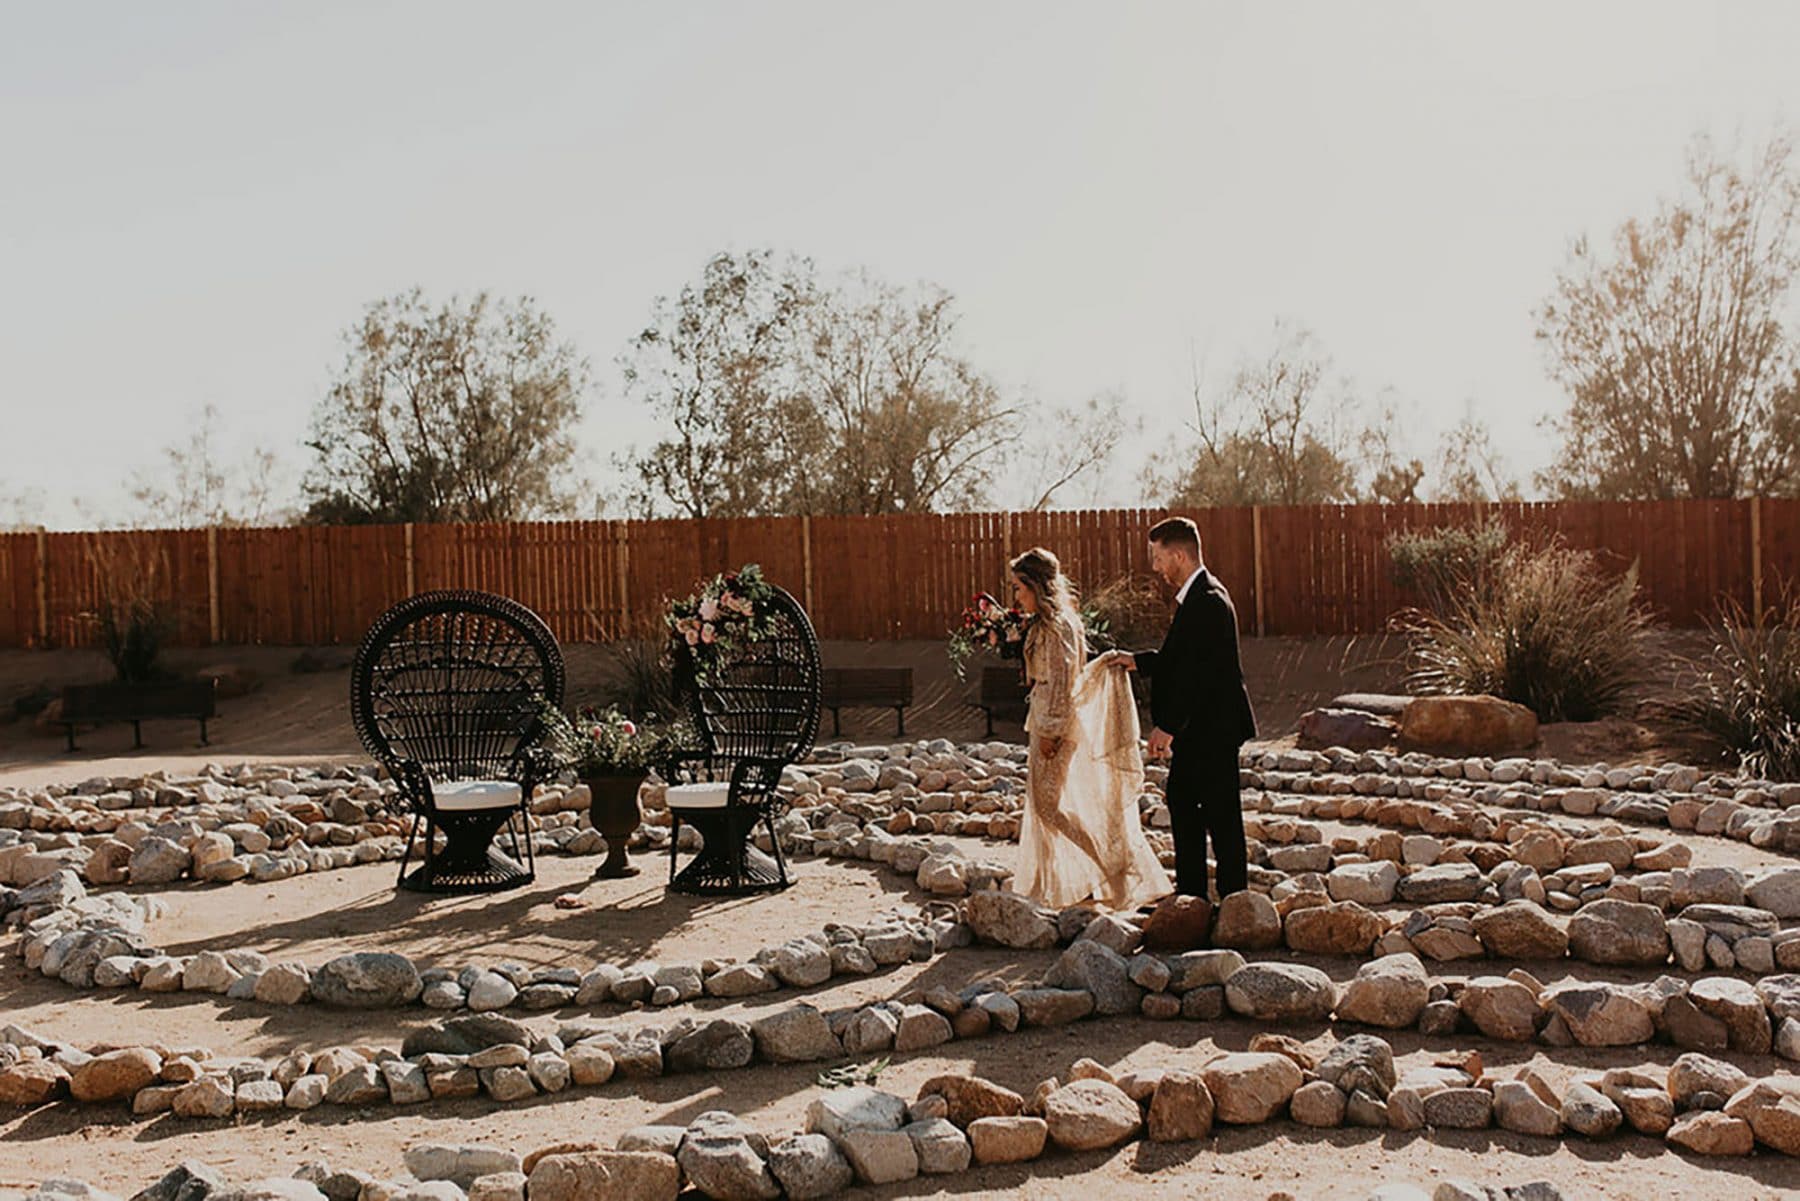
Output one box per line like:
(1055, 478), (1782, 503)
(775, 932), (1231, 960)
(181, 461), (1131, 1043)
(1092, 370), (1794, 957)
(903, 1118), (970, 1174)
(1146, 1071), (1213, 1142)
(1043, 940), (1143, 1016)
(1724, 1078), (1800, 1155)
(1334, 954), (1428, 1029)
(1042, 1079), (1142, 1151)
(1199, 1053), (1304, 1124)
(1459, 977), (1540, 1042)
(1283, 901), (1385, 955)
(1326, 861), (1400, 906)
(1471, 901), (1568, 960)
(526, 1151), (679, 1201)
(1668, 1053), (1750, 1108)
(311, 953), (422, 1009)
(1397, 695), (1537, 754)
(1211, 891), (1282, 950)
(1689, 978), (1773, 1053)
(964, 890), (1058, 949)
(1666, 1111), (1755, 1156)
(766, 1135), (853, 1201)
(916, 1075), (1024, 1127)
(1544, 983), (1653, 1047)
(1298, 708), (1396, 751)
(1140, 894), (1213, 951)
(1567, 900), (1669, 966)
(1395, 862), (1486, 904)
(1224, 963), (1336, 1023)
(1561, 1082), (1623, 1138)
(750, 1005), (841, 1063)
(69, 1047), (160, 1104)
(1315, 1034), (1398, 1100)
(1290, 1080), (1347, 1127)
(967, 1116), (1047, 1164)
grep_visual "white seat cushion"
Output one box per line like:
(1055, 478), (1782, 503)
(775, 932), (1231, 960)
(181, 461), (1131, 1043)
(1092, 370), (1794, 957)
(431, 779), (523, 812)
(666, 782), (732, 810)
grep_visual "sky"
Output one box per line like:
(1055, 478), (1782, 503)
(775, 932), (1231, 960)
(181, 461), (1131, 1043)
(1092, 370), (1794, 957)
(5, 1), (1799, 528)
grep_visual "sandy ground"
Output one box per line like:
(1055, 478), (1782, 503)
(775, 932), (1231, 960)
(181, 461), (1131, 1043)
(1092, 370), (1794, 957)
(0, 634), (1775, 1198)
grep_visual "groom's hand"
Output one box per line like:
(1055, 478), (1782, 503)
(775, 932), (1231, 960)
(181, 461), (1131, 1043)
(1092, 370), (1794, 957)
(1146, 727), (1173, 759)
(1104, 651), (1136, 671)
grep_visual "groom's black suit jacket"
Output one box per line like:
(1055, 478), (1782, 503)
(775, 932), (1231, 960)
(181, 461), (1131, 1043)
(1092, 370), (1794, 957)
(1133, 567), (1257, 749)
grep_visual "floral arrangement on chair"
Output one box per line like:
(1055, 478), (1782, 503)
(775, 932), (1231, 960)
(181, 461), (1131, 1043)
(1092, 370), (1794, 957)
(666, 563), (782, 684)
(539, 703), (688, 778)
(948, 592), (1026, 679)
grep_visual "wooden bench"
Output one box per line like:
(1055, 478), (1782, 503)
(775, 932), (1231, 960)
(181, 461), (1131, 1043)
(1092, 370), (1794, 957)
(974, 666), (1029, 737)
(58, 681), (216, 752)
(820, 667), (914, 737)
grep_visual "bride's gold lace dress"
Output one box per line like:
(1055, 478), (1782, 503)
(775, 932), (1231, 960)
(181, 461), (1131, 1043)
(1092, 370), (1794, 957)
(1017, 610), (1172, 910)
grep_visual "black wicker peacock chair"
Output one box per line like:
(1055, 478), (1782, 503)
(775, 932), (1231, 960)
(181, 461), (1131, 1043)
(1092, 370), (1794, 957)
(350, 590), (565, 894)
(665, 584), (821, 896)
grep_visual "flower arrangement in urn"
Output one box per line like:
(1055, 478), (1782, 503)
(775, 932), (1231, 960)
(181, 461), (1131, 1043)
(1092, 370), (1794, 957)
(947, 591), (1026, 679)
(666, 562), (782, 683)
(539, 703), (689, 878)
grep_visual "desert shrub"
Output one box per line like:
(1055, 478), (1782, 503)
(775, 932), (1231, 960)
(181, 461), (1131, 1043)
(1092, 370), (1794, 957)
(1401, 540), (1650, 722)
(1675, 597), (1800, 781)
(1082, 572), (1169, 653)
(1388, 518), (1510, 614)
(83, 539), (174, 684)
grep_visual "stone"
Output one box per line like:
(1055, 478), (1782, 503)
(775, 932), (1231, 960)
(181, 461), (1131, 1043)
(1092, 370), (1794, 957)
(1335, 953), (1429, 1029)
(1421, 1088), (1492, 1129)
(1747, 867), (1800, 918)
(466, 972), (519, 1012)
(254, 963), (311, 1006)
(1723, 1078), (1800, 1155)
(968, 1116), (1048, 1164)
(964, 890), (1058, 949)
(1471, 900), (1567, 960)
(667, 1019), (755, 1072)
(1493, 1081), (1561, 1137)
(466, 1175), (526, 1201)
(1140, 894), (1213, 951)
(235, 1080), (284, 1112)
(806, 1085), (908, 1141)
(284, 1075), (327, 1110)
(1669, 1053), (1750, 1109)
(1043, 941), (1142, 1016)
(1146, 1070), (1213, 1142)
(325, 1063), (387, 1106)
(1395, 862), (1485, 903)
(917, 1074), (1024, 1126)
(171, 1075), (236, 1119)
(835, 1129), (917, 1185)
(402, 1014), (535, 1058)
(1544, 983), (1653, 1047)
(1290, 1080), (1347, 1127)
(893, 1005), (953, 1052)
(69, 1047), (160, 1103)
(1212, 891), (1282, 949)
(677, 1124), (780, 1201)
(1200, 1053), (1304, 1124)
(566, 1042), (615, 1087)
(1326, 861), (1400, 905)
(767, 1135), (853, 1201)
(1561, 1082), (1623, 1138)
(128, 837), (191, 885)
(750, 1005), (841, 1063)
(402, 1145), (522, 1187)
(705, 964), (777, 998)
(1299, 706), (1396, 750)
(526, 1151), (680, 1201)
(1315, 1035), (1398, 1099)
(1689, 978), (1773, 1053)
(1014, 987), (1095, 1027)
(1165, 949), (1246, 991)
(207, 1183), (325, 1201)
(1459, 977), (1540, 1042)
(771, 939), (832, 988)
(1667, 1110), (1755, 1156)
(1284, 901), (1385, 955)
(1397, 695), (1537, 754)
(1568, 899), (1670, 966)
(131, 1161), (228, 1201)
(311, 953), (422, 1009)
(903, 1118), (971, 1174)
(1042, 1078), (1142, 1151)
(1224, 962), (1336, 1023)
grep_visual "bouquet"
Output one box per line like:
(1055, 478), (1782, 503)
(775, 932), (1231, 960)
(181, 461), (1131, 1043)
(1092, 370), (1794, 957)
(948, 592), (1026, 679)
(666, 563), (781, 683)
(539, 703), (689, 777)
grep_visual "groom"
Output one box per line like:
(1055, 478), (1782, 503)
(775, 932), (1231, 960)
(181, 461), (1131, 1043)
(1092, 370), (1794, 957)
(1112, 516), (1257, 899)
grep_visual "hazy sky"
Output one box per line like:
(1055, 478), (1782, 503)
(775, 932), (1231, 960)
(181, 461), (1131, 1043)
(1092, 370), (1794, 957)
(6, 1), (1799, 527)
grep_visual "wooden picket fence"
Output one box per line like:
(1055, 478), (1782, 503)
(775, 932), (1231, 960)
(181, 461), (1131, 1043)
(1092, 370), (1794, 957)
(1, 499), (1794, 649)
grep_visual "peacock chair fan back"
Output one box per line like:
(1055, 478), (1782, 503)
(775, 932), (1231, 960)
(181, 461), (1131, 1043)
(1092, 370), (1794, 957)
(351, 590), (566, 786)
(676, 584), (821, 795)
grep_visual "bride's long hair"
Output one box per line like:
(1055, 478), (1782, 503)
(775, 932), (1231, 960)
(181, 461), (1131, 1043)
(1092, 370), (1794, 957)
(1010, 546), (1083, 631)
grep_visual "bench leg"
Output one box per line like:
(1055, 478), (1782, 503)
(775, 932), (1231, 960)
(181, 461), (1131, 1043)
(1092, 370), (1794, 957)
(131, 720), (144, 749)
(199, 717), (209, 745)
(64, 724), (77, 753)
(830, 707), (841, 738)
(895, 707), (906, 738)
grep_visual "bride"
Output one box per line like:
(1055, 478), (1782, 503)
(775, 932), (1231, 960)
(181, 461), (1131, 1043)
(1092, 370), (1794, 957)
(1010, 547), (1171, 911)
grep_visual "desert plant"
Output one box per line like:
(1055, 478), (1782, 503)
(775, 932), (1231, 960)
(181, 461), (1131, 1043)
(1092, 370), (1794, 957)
(1401, 540), (1650, 722)
(1387, 517), (1510, 615)
(585, 607), (681, 721)
(82, 539), (175, 684)
(1674, 597), (1800, 781)
(1081, 572), (1170, 653)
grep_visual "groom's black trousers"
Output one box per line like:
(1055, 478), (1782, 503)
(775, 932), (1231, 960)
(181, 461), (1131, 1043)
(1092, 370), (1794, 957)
(1164, 737), (1247, 899)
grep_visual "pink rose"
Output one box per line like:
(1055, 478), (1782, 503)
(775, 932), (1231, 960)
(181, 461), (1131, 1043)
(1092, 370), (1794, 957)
(701, 623), (717, 644)
(621, 720), (637, 736)
(699, 598), (720, 622)
(684, 628), (701, 646)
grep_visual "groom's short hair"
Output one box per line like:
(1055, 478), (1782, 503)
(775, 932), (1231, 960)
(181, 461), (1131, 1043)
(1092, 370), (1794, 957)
(1148, 516), (1201, 557)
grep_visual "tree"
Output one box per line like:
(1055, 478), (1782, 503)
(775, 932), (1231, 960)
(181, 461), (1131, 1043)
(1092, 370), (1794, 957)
(1020, 392), (1133, 511)
(1431, 415), (1523, 503)
(304, 290), (588, 524)
(624, 255), (1022, 517)
(1156, 321), (1361, 506)
(1536, 132), (1800, 499)
(1359, 400), (1427, 503)
(793, 274), (1020, 514)
(129, 404), (288, 528)
(622, 251), (816, 519)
